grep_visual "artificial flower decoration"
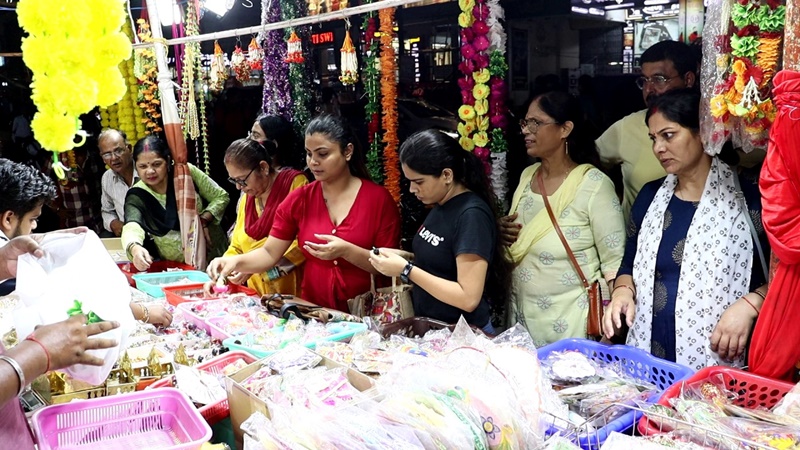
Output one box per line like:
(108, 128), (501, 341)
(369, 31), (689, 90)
(18, 0), (131, 158)
(134, 19), (162, 135)
(231, 45), (251, 83)
(281, 0), (314, 138)
(210, 40), (228, 93)
(361, 4), (383, 183)
(380, 7), (401, 203)
(285, 30), (305, 64)
(458, 105), (477, 121)
(339, 28), (358, 85)
(247, 37), (264, 70)
(703, 0), (785, 154)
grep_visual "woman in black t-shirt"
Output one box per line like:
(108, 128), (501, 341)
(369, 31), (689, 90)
(369, 130), (510, 332)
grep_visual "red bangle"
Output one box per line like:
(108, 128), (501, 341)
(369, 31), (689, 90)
(612, 284), (636, 298)
(25, 334), (51, 373)
(742, 296), (760, 315)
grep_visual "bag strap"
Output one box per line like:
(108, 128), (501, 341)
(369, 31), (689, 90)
(537, 172), (591, 291)
(732, 170), (769, 282)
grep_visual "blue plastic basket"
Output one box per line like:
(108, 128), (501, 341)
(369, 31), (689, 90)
(538, 338), (694, 450)
(223, 321), (368, 358)
(132, 270), (211, 298)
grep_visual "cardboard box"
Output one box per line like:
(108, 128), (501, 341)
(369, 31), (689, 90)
(101, 237), (129, 262)
(225, 354), (375, 450)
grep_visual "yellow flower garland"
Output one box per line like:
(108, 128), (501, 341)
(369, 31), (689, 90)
(18, 0), (131, 153)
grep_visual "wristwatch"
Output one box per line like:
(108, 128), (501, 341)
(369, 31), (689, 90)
(400, 261), (414, 284)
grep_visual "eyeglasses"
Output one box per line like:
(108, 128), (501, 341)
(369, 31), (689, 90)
(636, 75), (679, 90)
(227, 167), (256, 188)
(100, 148), (126, 160)
(519, 117), (558, 133)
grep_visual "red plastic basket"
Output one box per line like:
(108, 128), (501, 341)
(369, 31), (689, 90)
(118, 261), (195, 287)
(638, 366), (795, 435)
(149, 351), (257, 426)
(163, 282), (258, 307)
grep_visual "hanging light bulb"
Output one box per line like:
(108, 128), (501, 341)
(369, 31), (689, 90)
(204, 0), (234, 18)
(155, 0), (182, 26)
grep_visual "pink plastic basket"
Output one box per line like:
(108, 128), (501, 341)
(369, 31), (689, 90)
(149, 351), (257, 425)
(31, 388), (211, 450)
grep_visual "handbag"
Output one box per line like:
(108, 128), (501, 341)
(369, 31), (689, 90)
(261, 294), (362, 323)
(347, 275), (414, 324)
(537, 172), (608, 338)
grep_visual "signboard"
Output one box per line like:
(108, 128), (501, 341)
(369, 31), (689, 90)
(311, 32), (334, 45)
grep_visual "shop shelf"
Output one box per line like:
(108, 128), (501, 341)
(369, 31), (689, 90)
(638, 365), (794, 436)
(148, 351), (257, 426)
(538, 338), (695, 449)
(117, 261), (195, 287)
(163, 282), (258, 307)
(223, 321), (368, 358)
(132, 270), (210, 298)
(31, 388), (211, 450)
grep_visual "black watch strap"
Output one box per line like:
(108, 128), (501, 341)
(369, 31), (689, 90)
(400, 261), (414, 284)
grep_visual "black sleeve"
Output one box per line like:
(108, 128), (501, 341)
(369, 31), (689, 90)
(617, 180), (661, 278)
(453, 205), (496, 263)
(740, 167), (770, 289)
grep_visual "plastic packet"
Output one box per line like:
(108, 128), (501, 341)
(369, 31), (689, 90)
(442, 316), (478, 351)
(542, 435), (582, 450)
(718, 416), (800, 448)
(240, 411), (295, 450)
(773, 380), (800, 419)
(540, 350), (600, 384)
(578, 383), (645, 425)
(599, 432), (672, 450)
(262, 344), (321, 374)
(314, 341), (355, 366)
(173, 363), (226, 405)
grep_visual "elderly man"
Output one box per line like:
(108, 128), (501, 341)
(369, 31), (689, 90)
(98, 129), (138, 237)
(595, 40), (699, 222)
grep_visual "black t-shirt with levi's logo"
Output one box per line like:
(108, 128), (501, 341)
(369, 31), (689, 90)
(411, 191), (494, 328)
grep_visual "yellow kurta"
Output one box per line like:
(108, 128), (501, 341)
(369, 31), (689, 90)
(595, 109), (666, 223)
(510, 167), (625, 347)
(224, 173), (308, 296)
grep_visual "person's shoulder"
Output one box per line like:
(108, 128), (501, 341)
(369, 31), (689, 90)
(453, 193), (494, 220)
(638, 177), (665, 201)
(101, 168), (114, 183)
(360, 179), (395, 201)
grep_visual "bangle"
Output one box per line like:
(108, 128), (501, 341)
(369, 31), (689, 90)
(0, 355), (26, 396)
(742, 296), (760, 315)
(612, 284), (636, 298)
(25, 334), (51, 373)
(752, 289), (766, 301)
(138, 303), (150, 324)
(126, 242), (141, 256)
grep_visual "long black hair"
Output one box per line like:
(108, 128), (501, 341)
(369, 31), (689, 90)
(399, 129), (511, 324)
(224, 137), (276, 174)
(255, 115), (302, 169)
(532, 90), (601, 168)
(305, 114), (370, 179)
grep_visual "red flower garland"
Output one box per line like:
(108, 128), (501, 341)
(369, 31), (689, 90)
(379, 8), (401, 204)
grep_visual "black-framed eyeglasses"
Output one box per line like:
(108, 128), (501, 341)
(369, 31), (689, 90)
(100, 148), (126, 160)
(519, 117), (558, 133)
(227, 167), (256, 188)
(636, 75), (678, 90)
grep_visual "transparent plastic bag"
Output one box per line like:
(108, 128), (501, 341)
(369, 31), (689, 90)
(13, 231), (135, 385)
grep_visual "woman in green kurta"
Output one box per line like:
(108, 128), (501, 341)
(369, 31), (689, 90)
(500, 91), (625, 347)
(122, 136), (229, 270)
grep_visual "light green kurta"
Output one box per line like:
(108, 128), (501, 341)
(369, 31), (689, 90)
(122, 163), (230, 264)
(510, 167), (625, 347)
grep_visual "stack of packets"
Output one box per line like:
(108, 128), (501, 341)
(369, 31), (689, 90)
(637, 374), (800, 449)
(180, 294), (276, 338)
(540, 350), (658, 432)
(230, 316), (355, 354)
(242, 321), (578, 450)
(170, 356), (250, 407)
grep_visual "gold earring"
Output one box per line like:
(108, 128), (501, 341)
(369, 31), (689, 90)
(565, 140), (570, 156)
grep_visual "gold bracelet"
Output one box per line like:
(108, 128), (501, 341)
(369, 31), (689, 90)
(137, 303), (150, 324)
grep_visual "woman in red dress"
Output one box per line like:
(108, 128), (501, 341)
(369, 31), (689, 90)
(207, 115), (400, 311)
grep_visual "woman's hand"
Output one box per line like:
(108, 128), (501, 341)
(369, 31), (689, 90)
(368, 248), (408, 278)
(131, 245), (153, 271)
(710, 298), (758, 361)
(227, 271), (251, 286)
(499, 213), (521, 246)
(146, 304), (173, 327)
(303, 234), (351, 261)
(33, 315), (120, 369)
(205, 256), (238, 296)
(603, 290), (636, 339)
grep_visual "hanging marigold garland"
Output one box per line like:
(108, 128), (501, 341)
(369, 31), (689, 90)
(379, 8), (401, 204)
(210, 40), (228, 94)
(17, 0), (130, 177)
(247, 37), (264, 70)
(101, 17), (141, 139)
(134, 19), (163, 135)
(362, 4), (383, 183)
(339, 25), (358, 85)
(179, 1), (209, 172)
(231, 43), (251, 83)
(706, 0), (785, 153)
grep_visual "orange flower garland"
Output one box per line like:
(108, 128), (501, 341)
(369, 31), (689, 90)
(379, 8), (401, 204)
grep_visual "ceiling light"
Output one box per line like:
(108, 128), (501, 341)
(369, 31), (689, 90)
(571, 6), (589, 14)
(643, 0), (671, 5)
(155, 0), (182, 26)
(204, 0), (234, 18)
(606, 2), (634, 9)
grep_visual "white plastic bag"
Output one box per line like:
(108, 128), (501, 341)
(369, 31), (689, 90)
(13, 231), (135, 385)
